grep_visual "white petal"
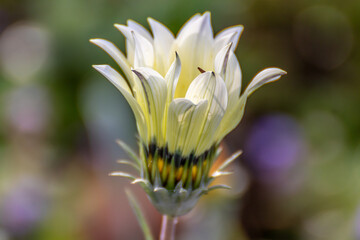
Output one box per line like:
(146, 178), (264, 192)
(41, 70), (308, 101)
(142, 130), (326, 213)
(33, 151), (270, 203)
(176, 13), (201, 38)
(133, 31), (154, 68)
(114, 22), (153, 65)
(132, 67), (167, 145)
(215, 68), (286, 141)
(92, 65), (147, 143)
(90, 38), (133, 82)
(245, 67), (287, 96)
(185, 72), (228, 154)
(127, 20), (153, 42)
(166, 98), (195, 153)
(174, 12), (214, 98)
(215, 43), (232, 76)
(176, 11), (213, 44)
(185, 72), (227, 113)
(93, 64), (131, 94)
(148, 18), (175, 75)
(165, 52), (181, 103)
(161, 53), (181, 136)
(215, 94), (247, 141)
(214, 43), (242, 111)
(166, 98), (208, 155)
(114, 24), (135, 64)
(214, 25), (244, 53)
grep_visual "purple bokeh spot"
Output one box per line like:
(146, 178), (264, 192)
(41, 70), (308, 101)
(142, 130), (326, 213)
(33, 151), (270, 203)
(1, 179), (48, 235)
(244, 114), (305, 183)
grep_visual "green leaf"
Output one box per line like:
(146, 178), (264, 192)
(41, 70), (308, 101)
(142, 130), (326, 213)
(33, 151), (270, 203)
(125, 190), (154, 240)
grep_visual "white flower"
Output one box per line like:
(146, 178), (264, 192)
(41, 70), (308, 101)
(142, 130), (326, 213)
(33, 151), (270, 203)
(91, 12), (286, 216)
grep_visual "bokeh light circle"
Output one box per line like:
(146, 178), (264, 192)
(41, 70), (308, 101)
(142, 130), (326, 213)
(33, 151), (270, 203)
(0, 22), (50, 83)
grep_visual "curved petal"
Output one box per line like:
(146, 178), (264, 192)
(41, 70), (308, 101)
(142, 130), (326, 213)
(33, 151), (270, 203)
(176, 13), (201, 38)
(127, 19), (153, 42)
(185, 72), (228, 154)
(92, 65), (147, 143)
(114, 21), (153, 66)
(161, 53), (181, 136)
(90, 38), (133, 82)
(244, 67), (287, 96)
(214, 43), (242, 105)
(176, 12), (212, 42)
(166, 98), (208, 155)
(114, 24), (135, 64)
(174, 12), (214, 98)
(133, 31), (154, 68)
(216, 68), (286, 141)
(132, 67), (167, 145)
(148, 18), (175, 76)
(165, 52), (181, 103)
(215, 94), (247, 141)
(214, 25), (244, 53)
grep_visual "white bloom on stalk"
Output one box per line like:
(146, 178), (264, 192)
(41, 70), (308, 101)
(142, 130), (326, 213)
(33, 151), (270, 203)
(91, 12), (286, 216)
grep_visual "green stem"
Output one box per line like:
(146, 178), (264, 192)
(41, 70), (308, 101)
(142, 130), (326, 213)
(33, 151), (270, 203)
(159, 215), (177, 240)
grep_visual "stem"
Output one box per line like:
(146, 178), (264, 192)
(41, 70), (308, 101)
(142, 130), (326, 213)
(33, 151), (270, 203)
(159, 215), (178, 240)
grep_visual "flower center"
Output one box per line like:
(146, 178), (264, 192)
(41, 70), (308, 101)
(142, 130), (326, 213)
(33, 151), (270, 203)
(142, 141), (217, 190)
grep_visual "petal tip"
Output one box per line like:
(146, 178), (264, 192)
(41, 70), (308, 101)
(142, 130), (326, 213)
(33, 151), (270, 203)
(280, 69), (287, 75)
(92, 64), (107, 70)
(147, 17), (155, 24)
(89, 38), (101, 44)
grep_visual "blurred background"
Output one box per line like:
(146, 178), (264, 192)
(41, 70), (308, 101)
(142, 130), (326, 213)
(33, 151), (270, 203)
(0, 0), (359, 239)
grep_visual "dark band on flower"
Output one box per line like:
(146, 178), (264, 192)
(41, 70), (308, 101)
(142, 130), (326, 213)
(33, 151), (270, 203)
(144, 142), (216, 167)
(141, 140), (218, 189)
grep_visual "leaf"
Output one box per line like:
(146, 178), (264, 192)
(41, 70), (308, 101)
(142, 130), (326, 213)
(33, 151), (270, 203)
(125, 190), (154, 240)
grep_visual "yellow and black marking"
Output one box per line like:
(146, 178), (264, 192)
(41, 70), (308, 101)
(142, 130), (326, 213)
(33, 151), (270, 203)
(142, 141), (217, 190)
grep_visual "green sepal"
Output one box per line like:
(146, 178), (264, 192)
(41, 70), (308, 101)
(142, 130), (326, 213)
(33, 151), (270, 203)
(194, 158), (204, 188)
(174, 180), (183, 193)
(117, 159), (140, 172)
(109, 171), (137, 181)
(180, 155), (191, 184)
(132, 178), (151, 187)
(116, 139), (141, 166)
(166, 156), (176, 189)
(161, 156), (169, 183)
(212, 171), (233, 178)
(185, 162), (194, 190)
(216, 150), (242, 172)
(207, 184), (232, 193)
(153, 166), (162, 189)
(151, 149), (159, 183)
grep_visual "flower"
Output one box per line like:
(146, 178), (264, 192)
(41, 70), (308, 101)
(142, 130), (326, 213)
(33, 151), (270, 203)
(90, 12), (286, 216)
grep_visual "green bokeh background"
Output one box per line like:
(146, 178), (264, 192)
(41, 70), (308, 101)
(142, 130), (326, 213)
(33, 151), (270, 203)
(0, 0), (359, 239)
